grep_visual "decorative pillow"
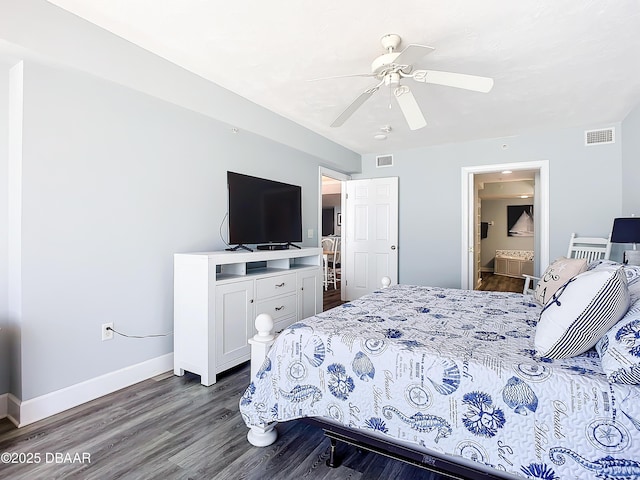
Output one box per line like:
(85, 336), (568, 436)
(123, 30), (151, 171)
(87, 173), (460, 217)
(596, 298), (640, 384)
(535, 267), (629, 359)
(589, 259), (640, 304)
(533, 257), (588, 306)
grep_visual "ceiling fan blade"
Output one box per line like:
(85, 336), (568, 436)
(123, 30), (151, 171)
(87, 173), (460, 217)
(394, 86), (427, 130)
(331, 82), (383, 127)
(412, 69), (494, 93)
(308, 72), (376, 82)
(393, 44), (435, 68)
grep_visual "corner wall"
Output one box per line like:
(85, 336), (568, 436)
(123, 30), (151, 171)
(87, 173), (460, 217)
(622, 103), (640, 215)
(0, 60), (10, 396)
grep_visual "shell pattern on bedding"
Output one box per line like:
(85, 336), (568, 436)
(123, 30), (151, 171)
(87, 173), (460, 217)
(239, 285), (640, 480)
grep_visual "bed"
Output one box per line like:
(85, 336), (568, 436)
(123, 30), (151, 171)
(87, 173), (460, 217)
(239, 263), (640, 479)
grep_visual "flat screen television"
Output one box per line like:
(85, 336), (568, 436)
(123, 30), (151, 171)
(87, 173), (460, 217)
(227, 171), (302, 250)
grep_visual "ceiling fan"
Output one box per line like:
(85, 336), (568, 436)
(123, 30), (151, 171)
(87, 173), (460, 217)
(325, 34), (494, 131)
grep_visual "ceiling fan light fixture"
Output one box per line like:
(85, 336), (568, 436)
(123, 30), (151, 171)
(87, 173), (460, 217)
(328, 34), (493, 130)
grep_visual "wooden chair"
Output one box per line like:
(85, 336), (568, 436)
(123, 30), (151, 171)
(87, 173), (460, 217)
(522, 233), (611, 295)
(322, 237), (341, 290)
(322, 237), (337, 290)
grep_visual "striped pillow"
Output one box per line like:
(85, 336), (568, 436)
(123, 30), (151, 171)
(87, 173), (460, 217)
(534, 267), (629, 359)
(596, 299), (640, 384)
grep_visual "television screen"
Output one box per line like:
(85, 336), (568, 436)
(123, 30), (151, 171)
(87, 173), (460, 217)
(227, 171), (302, 246)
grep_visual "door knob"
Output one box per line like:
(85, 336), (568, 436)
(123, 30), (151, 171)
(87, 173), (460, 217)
(391, 245), (396, 250)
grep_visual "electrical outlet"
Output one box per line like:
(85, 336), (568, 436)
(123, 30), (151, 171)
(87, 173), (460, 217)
(102, 322), (114, 341)
(307, 228), (314, 239)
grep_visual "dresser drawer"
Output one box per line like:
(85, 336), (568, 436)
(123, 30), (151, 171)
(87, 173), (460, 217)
(273, 314), (297, 335)
(256, 273), (296, 300)
(256, 293), (297, 321)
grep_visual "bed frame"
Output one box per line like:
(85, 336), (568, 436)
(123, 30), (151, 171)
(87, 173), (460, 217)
(246, 299), (517, 480)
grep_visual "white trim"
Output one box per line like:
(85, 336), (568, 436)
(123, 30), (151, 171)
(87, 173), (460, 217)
(7, 394), (20, 427)
(0, 393), (7, 419)
(461, 161), (550, 290)
(319, 167), (350, 302)
(11, 353), (173, 427)
(318, 167), (350, 245)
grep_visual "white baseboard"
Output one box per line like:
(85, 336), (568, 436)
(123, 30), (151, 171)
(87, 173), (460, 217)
(12, 353), (173, 427)
(0, 393), (7, 419)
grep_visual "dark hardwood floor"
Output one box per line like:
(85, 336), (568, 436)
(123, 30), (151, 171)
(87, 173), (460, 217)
(0, 363), (444, 480)
(477, 272), (525, 293)
(322, 282), (345, 311)
(0, 276), (518, 479)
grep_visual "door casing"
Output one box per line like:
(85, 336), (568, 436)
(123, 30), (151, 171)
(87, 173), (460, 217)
(461, 161), (549, 290)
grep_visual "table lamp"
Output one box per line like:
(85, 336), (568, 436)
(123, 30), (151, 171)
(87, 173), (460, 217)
(611, 217), (640, 265)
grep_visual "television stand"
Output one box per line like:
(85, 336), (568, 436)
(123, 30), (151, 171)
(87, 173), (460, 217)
(173, 247), (323, 386)
(225, 244), (253, 252)
(256, 243), (301, 251)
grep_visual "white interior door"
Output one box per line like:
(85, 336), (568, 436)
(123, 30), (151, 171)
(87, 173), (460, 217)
(343, 177), (398, 301)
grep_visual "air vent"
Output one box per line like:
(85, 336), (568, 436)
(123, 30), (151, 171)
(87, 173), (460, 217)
(376, 154), (393, 168)
(585, 127), (615, 146)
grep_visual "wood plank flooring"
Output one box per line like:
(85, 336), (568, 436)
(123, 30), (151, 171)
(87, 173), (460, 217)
(323, 284), (345, 311)
(0, 277), (517, 480)
(477, 272), (525, 293)
(0, 363), (443, 480)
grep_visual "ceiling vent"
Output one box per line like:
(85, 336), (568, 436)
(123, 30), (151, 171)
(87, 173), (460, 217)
(376, 154), (394, 168)
(585, 127), (615, 146)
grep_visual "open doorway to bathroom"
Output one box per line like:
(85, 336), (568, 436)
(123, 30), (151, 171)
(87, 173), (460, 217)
(475, 170), (536, 293)
(461, 161), (549, 292)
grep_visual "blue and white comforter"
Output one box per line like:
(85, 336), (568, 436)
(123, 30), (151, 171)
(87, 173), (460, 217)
(239, 285), (640, 479)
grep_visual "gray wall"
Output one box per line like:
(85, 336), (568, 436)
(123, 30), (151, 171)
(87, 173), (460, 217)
(622, 103), (640, 215)
(7, 59), (341, 401)
(359, 125), (623, 287)
(0, 0), (360, 401)
(480, 198), (535, 270)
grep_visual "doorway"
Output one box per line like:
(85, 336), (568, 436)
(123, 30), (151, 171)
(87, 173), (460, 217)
(319, 168), (349, 309)
(461, 161), (549, 290)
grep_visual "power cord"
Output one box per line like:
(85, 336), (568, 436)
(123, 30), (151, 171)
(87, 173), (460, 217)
(106, 326), (173, 339)
(220, 211), (230, 248)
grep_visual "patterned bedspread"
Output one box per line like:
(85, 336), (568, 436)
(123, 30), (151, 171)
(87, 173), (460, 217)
(239, 285), (640, 479)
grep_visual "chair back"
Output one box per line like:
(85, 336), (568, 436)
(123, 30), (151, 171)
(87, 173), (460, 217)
(567, 233), (611, 263)
(321, 237), (335, 254)
(332, 237), (341, 264)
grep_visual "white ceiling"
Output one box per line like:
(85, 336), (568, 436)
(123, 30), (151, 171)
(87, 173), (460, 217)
(46, 0), (640, 155)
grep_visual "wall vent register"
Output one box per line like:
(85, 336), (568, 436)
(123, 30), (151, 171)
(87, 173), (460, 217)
(585, 127), (615, 146)
(376, 154), (394, 167)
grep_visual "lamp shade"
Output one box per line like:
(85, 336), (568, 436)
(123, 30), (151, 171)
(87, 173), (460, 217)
(611, 217), (640, 244)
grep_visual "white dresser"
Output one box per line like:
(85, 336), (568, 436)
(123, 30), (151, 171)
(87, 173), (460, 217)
(173, 247), (323, 386)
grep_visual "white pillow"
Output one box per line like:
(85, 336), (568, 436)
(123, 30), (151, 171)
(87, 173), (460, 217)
(535, 267), (629, 359)
(589, 260), (640, 304)
(596, 298), (640, 384)
(533, 257), (588, 306)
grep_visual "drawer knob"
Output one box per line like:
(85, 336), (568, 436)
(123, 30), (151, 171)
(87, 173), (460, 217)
(275, 282), (285, 288)
(275, 305), (285, 311)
